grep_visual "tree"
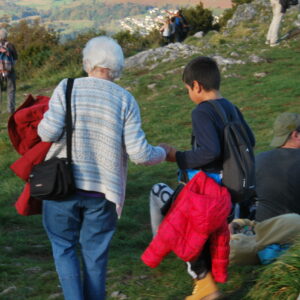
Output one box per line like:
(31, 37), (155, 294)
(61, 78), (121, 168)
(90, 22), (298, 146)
(182, 2), (216, 36)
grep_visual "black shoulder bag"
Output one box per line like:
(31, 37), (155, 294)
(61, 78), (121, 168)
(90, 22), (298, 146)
(29, 78), (76, 200)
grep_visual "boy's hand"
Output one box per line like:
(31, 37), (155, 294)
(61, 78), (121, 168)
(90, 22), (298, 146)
(159, 143), (177, 162)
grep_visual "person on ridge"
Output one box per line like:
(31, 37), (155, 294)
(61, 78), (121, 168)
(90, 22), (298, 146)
(0, 28), (18, 114)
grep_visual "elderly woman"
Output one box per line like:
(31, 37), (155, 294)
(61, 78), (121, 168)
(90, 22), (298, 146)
(38, 36), (167, 300)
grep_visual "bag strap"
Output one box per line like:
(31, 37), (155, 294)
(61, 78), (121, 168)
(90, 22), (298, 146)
(208, 100), (253, 146)
(208, 100), (240, 125)
(66, 78), (74, 165)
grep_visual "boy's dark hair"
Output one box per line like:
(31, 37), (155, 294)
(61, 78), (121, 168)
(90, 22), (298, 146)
(182, 56), (221, 91)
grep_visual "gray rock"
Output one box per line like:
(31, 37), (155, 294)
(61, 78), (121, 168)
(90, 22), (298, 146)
(111, 291), (128, 299)
(147, 83), (156, 89)
(0, 286), (17, 296)
(254, 72), (267, 78)
(248, 54), (266, 63)
(48, 293), (63, 299)
(227, 4), (257, 28)
(230, 52), (240, 57)
(194, 31), (204, 38)
(125, 43), (200, 70)
(212, 55), (245, 66)
(25, 266), (42, 273)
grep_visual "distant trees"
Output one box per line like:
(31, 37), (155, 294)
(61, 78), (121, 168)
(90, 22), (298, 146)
(8, 20), (59, 76)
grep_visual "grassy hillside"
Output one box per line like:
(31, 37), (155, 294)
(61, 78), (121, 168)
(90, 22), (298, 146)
(0, 4), (300, 299)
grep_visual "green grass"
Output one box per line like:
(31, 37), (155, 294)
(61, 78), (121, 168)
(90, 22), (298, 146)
(1, 20), (300, 300)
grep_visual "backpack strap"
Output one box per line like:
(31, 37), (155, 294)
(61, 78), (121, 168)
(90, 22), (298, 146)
(208, 100), (240, 125)
(208, 100), (253, 145)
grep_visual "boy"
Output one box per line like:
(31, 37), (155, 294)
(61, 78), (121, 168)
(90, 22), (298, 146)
(161, 56), (255, 300)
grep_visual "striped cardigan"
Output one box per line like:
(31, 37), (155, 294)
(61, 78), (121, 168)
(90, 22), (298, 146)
(38, 77), (166, 216)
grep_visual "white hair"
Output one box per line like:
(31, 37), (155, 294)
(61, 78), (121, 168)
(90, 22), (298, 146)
(0, 28), (8, 41)
(82, 36), (124, 79)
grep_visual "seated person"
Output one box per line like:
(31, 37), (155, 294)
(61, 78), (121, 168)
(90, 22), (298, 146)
(255, 112), (300, 222)
(230, 112), (300, 265)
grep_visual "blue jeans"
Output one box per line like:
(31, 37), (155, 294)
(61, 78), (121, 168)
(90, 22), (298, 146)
(43, 195), (118, 300)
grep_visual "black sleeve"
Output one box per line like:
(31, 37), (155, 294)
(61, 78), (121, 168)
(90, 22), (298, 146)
(7, 43), (18, 61)
(279, 0), (289, 13)
(176, 110), (221, 169)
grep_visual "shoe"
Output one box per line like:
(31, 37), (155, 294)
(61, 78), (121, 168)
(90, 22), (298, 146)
(270, 42), (280, 47)
(185, 272), (223, 300)
(265, 40), (270, 45)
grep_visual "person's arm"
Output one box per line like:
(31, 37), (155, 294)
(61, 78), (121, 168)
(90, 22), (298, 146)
(176, 110), (221, 169)
(123, 95), (166, 165)
(8, 43), (18, 62)
(38, 79), (67, 142)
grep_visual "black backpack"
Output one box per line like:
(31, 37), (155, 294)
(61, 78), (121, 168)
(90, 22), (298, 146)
(209, 101), (256, 203)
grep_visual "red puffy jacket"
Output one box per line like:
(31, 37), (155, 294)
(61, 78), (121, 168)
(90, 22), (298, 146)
(141, 172), (231, 283)
(8, 94), (51, 216)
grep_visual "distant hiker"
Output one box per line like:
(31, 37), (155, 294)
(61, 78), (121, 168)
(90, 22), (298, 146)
(266, 0), (298, 46)
(160, 17), (172, 45)
(142, 56), (255, 300)
(0, 28), (18, 113)
(170, 17), (176, 43)
(38, 36), (167, 300)
(255, 112), (300, 222)
(178, 9), (190, 41)
(166, 10), (188, 42)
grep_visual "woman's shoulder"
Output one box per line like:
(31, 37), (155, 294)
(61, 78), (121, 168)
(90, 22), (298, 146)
(71, 77), (126, 92)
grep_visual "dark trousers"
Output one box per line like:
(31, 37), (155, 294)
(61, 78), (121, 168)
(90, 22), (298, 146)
(0, 69), (16, 113)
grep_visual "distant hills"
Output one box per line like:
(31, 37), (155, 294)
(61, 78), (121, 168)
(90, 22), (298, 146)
(102, 0), (232, 9)
(0, 0), (232, 40)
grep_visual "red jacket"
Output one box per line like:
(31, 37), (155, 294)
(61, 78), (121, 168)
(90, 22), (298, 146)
(8, 94), (51, 216)
(141, 172), (231, 283)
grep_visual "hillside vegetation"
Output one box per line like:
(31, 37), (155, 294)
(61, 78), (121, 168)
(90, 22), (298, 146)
(0, 0), (300, 299)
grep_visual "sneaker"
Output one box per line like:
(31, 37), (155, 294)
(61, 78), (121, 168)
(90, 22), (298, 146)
(185, 272), (223, 300)
(265, 40), (270, 45)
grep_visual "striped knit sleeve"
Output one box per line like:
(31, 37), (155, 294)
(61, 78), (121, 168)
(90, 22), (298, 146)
(124, 95), (166, 165)
(38, 79), (67, 142)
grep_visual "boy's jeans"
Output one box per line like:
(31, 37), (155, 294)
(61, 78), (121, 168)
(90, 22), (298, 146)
(43, 195), (117, 300)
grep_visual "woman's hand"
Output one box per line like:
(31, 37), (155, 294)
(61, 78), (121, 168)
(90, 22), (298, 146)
(159, 143), (177, 162)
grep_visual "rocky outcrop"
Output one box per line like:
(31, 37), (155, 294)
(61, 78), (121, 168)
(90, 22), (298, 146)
(124, 0), (297, 72)
(125, 43), (201, 70)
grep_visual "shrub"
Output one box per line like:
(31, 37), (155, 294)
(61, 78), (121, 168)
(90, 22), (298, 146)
(182, 3), (216, 36)
(247, 237), (300, 300)
(113, 30), (151, 57)
(8, 20), (59, 80)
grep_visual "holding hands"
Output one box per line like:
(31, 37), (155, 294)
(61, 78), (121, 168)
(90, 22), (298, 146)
(159, 143), (177, 162)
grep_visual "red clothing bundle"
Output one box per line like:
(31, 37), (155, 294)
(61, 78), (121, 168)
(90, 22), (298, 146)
(8, 94), (51, 215)
(141, 172), (231, 283)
